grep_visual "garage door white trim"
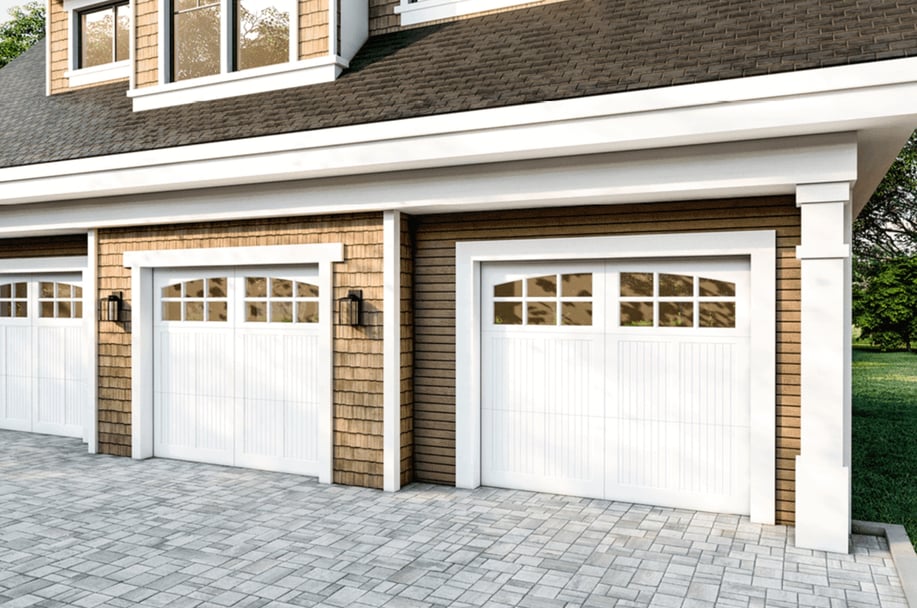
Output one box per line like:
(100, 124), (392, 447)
(455, 230), (776, 524)
(125, 243), (343, 483)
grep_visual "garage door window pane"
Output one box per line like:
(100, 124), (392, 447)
(494, 302), (522, 325)
(185, 302), (204, 321)
(247, 301), (267, 322)
(186, 279), (205, 298)
(659, 302), (693, 327)
(163, 283), (182, 298)
(40, 302), (55, 318)
(297, 282), (319, 298)
(562, 302), (592, 326)
(162, 301), (181, 321)
(659, 273), (693, 297)
(208, 277), (227, 298)
(208, 301), (228, 322)
(271, 278), (293, 297)
(620, 301), (653, 326)
(15, 283), (27, 298)
(621, 272), (653, 297)
(15, 302), (27, 317)
(527, 275), (556, 297)
(297, 301), (318, 323)
(699, 277), (735, 297)
(58, 301), (72, 317)
(699, 302), (735, 328)
(527, 302), (556, 325)
(562, 273), (592, 297)
(271, 302), (293, 322)
(40, 282), (55, 298)
(246, 277), (267, 298)
(494, 280), (521, 298)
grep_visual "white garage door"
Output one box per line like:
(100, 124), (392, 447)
(153, 266), (323, 476)
(0, 273), (86, 438)
(481, 259), (751, 514)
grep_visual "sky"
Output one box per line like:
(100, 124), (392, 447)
(0, 0), (27, 24)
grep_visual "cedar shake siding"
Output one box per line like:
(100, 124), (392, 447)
(411, 197), (802, 525)
(97, 214), (386, 488)
(401, 215), (414, 486)
(0, 234), (87, 259)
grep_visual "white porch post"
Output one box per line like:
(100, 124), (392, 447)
(382, 210), (402, 492)
(794, 182), (853, 553)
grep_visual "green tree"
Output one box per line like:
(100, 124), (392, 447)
(853, 131), (917, 278)
(853, 256), (917, 352)
(0, 2), (45, 69)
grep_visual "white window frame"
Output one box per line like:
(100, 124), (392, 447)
(395, 0), (538, 27)
(123, 243), (344, 484)
(455, 230), (777, 525)
(63, 0), (131, 88)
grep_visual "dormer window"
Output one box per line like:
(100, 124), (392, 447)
(78, 2), (130, 68)
(63, 0), (131, 87)
(170, 0), (293, 82)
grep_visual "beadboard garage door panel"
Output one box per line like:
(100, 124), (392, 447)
(412, 197), (801, 523)
(480, 259), (751, 513)
(154, 267), (323, 476)
(0, 273), (86, 438)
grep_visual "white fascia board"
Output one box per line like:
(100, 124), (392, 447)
(0, 57), (915, 206)
(0, 134), (857, 237)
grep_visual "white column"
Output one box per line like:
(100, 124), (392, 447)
(794, 182), (853, 553)
(85, 229), (99, 453)
(382, 210), (402, 492)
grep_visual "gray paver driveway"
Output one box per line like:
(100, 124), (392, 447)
(0, 430), (908, 608)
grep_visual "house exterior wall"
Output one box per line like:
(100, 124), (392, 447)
(0, 234), (87, 259)
(400, 214), (414, 486)
(135, 0), (158, 87)
(96, 214), (386, 488)
(411, 196), (802, 524)
(300, 0), (330, 59)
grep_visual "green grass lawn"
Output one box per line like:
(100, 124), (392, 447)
(852, 348), (917, 549)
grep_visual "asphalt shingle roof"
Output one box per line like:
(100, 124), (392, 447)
(1, 0), (916, 169)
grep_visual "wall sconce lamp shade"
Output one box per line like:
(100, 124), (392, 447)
(338, 290), (363, 326)
(100, 292), (123, 322)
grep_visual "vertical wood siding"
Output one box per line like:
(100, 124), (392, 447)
(400, 214), (414, 485)
(97, 214), (385, 488)
(411, 197), (802, 524)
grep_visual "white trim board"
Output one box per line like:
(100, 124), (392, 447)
(2, 57), (916, 207)
(454, 230), (777, 525)
(382, 210), (401, 492)
(0, 134), (856, 237)
(125, 242), (344, 484)
(0, 256), (88, 274)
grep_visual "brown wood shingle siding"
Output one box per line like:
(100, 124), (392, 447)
(411, 197), (801, 524)
(0, 234), (87, 259)
(97, 214), (385, 488)
(400, 214), (414, 485)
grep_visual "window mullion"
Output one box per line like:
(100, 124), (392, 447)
(221, 0), (231, 74)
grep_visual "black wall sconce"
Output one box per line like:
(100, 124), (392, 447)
(100, 292), (123, 322)
(338, 290), (363, 326)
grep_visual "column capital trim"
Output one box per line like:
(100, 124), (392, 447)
(796, 182), (853, 206)
(796, 244), (851, 260)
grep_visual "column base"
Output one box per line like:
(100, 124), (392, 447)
(795, 456), (850, 553)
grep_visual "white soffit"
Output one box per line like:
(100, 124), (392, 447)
(0, 134), (858, 236)
(1, 56), (916, 207)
